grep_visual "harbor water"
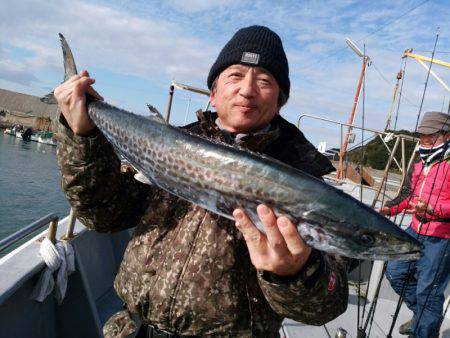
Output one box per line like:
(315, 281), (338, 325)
(0, 131), (70, 243)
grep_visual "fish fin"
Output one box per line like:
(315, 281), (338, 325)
(40, 91), (57, 104)
(59, 33), (78, 81)
(134, 171), (154, 186)
(146, 104), (166, 124)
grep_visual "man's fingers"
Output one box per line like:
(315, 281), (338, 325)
(257, 205), (287, 253)
(86, 86), (104, 101)
(72, 77), (96, 100)
(233, 209), (265, 250)
(277, 217), (308, 256)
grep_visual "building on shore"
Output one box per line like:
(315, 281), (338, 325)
(0, 88), (58, 131)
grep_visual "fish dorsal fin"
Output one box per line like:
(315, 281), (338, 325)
(146, 104), (166, 124)
(59, 33), (78, 81)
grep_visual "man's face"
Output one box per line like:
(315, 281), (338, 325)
(419, 132), (449, 148)
(210, 64), (280, 134)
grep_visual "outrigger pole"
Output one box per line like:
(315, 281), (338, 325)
(165, 80), (210, 123)
(403, 49), (450, 93)
(337, 38), (370, 179)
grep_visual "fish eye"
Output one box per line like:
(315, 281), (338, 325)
(358, 233), (375, 246)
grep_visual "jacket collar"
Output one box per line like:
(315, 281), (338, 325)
(194, 110), (280, 153)
(186, 110), (334, 178)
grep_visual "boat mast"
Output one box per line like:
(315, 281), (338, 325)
(337, 38), (370, 179)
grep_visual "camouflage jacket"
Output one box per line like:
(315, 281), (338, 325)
(57, 111), (348, 337)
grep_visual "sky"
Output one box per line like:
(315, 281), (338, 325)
(1, 0), (449, 147)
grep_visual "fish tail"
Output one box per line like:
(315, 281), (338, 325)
(59, 33), (78, 81)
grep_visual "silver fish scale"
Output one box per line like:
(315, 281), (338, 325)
(85, 101), (422, 260)
(90, 101), (298, 199)
(54, 32), (423, 260)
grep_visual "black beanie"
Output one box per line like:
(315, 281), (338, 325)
(207, 25), (290, 100)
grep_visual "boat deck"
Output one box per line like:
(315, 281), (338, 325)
(282, 280), (450, 337)
(0, 177), (448, 337)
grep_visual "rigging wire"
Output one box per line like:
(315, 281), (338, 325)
(411, 102), (450, 336)
(361, 0), (429, 41)
(360, 132), (414, 336)
(364, 151), (417, 337)
(414, 30), (440, 131)
(438, 297), (450, 332)
(387, 109), (450, 337)
(415, 50), (450, 54)
(394, 58), (408, 130)
(347, 26), (447, 338)
(363, 144), (393, 337)
(365, 30), (447, 336)
(298, 0), (430, 71)
(371, 60), (420, 111)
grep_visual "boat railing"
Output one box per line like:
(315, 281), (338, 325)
(0, 213), (64, 254)
(297, 113), (419, 207)
(0, 213), (58, 253)
(0, 209), (78, 254)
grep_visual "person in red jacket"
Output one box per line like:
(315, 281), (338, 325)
(379, 111), (450, 338)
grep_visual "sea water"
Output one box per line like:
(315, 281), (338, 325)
(0, 132), (70, 242)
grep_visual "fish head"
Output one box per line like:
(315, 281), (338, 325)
(343, 222), (423, 261)
(299, 203), (423, 261)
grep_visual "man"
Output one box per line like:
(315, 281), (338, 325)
(379, 111), (450, 338)
(55, 25), (348, 337)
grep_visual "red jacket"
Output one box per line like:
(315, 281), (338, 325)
(389, 158), (450, 238)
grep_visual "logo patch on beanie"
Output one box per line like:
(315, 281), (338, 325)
(241, 52), (260, 65)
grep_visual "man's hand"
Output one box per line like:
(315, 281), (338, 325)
(233, 204), (311, 277)
(54, 70), (103, 136)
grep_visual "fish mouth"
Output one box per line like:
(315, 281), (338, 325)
(376, 249), (423, 261)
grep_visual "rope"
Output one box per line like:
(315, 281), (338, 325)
(30, 237), (75, 304)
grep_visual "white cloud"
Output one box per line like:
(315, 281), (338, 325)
(167, 0), (235, 13)
(0, 0), (448, 139)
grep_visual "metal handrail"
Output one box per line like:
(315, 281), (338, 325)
(296, 113), (419, 207)
(297, 114), (418, 142)
(0, 213), (59, 253)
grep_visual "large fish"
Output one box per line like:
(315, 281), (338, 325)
(56, 34), (421, 260)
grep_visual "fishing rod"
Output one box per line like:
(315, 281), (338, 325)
(360, 138), (417, 337)
(387, 107), (450, 337)
(438, 297), (450, 332)
(357, 43), (376, 338)
(356, 43), (368, 337)
(360, 30), (446, 337)
(360, 166), (392, 336)
(411, 103), (450, 335)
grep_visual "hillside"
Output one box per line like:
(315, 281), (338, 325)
(347, 130), (418, 171)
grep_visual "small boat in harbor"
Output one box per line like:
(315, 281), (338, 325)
(3, 124), (57, 146)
